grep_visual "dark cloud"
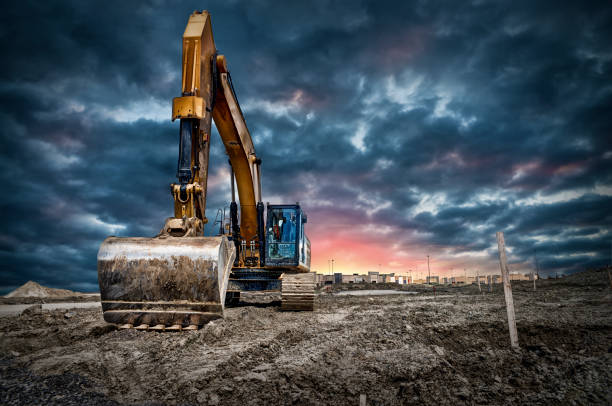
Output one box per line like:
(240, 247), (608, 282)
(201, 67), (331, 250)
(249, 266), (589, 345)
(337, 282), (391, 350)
(0, 0), (611, 293)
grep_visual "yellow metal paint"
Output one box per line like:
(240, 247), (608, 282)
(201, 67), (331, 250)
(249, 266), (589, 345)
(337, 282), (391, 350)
(169, 11), (262, 263)
(172, 96), (205, 120)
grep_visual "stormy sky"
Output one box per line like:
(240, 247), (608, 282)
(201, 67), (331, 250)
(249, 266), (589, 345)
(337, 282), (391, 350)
(1, 0), (611, 293)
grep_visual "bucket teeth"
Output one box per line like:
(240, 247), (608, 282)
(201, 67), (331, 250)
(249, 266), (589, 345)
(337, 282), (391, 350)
(115, 323), (187, 331)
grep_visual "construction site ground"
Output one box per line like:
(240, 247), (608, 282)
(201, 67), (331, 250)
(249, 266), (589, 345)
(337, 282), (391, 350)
(1, 269), (611, 405)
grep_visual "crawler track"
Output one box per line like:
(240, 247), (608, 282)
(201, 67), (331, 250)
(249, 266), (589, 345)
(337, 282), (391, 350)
(116, 323), (200, 331)
(280, 272), (315, 311)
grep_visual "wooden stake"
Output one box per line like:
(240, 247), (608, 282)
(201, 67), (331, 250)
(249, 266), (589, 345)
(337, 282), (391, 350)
(477, 271), (481, 293)
(496, 232), (519, 348)
(608, 267), (612, 290)
(360, 394), (366, 406)
(532, 269), (536, 291)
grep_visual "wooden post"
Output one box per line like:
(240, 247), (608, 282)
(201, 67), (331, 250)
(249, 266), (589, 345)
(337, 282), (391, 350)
(496, 232), (519, 348)
(360, 394), (366, 406)
(532, 269), (536, 291)
(608, 267), (612, 290)
(477, 270), (481, 293)
(488, 275), (492, 293)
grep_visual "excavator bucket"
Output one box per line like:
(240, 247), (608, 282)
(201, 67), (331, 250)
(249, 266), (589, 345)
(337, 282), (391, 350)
(97, 236), (235, 327)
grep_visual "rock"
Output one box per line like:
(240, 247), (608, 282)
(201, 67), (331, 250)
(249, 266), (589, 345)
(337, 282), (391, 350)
(88, 322), (117, 337)
(21, 304), (42, 316)
(253, 363), (271, 372)
(64, 311), (76, 319)
(457, 375), (469, 385)
(202, 320), (225, 338)
(235, 372), (268, 383)
(209, 393), (220, 405)
(456, 387), (471, 400)
(432, 345), (445, 356)
(196, 391), (208, 404)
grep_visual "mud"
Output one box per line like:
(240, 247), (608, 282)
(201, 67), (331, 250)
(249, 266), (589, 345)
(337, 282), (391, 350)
(1, 269), (611, 405)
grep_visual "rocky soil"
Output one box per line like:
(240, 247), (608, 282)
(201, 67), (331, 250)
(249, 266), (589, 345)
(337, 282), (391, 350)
(1, 269), (611, 405)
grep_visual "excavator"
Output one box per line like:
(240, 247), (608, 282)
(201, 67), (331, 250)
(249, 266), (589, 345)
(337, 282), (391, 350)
(97, 11), (314, 331)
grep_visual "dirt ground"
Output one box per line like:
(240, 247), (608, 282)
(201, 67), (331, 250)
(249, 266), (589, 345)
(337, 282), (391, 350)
(1, 269), (611, 405)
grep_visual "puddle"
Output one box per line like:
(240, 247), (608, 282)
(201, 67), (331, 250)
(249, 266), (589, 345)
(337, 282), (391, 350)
(335, 290), (419, 296)
(0, 302), (101, 316)
(42, 302), (101, 310)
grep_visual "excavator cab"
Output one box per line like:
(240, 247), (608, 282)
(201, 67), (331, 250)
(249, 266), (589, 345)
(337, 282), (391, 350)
(265, 204), (310, 271)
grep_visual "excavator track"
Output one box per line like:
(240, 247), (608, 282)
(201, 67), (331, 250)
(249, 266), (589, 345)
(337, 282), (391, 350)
(117, 323), (200, 331)
(281, 272), (316, 311)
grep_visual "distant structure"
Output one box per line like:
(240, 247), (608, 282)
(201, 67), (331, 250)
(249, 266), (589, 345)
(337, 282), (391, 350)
(314, 270), (537, 287)
(426, 276), (439, 284)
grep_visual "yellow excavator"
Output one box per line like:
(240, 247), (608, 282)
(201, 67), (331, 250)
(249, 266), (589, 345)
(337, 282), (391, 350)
(97, 11), (314, 330)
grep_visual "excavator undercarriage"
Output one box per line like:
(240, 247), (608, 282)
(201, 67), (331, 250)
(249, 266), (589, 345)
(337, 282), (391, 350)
(97, 11), (313, 330)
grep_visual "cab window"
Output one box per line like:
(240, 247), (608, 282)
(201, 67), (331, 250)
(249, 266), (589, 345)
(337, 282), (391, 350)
(267, 208), (297, 260)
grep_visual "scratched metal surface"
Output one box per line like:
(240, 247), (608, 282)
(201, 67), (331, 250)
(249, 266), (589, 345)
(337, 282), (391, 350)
(97, 236), (235, 326)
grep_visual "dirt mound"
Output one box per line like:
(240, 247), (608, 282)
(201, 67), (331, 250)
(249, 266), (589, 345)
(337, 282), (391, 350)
(562, 267), (610, 286)
(4, 281), (80, 298)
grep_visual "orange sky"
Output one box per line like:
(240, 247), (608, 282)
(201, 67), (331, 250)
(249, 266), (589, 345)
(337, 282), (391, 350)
(304, 207), (521, 278)
(309, 219), (476, 278)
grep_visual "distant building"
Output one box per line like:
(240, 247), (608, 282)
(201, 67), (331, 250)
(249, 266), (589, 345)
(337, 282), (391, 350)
(367, 271), (380, 283)
(342, 274), (355, 283)
(487, 275), (501, 284)
(509, 273), (531, 281)
(426, 276), (439, 284)
(453, 276), (474, 284)
(383, 274), (396, 283)
(334, 273), (343, 284)
(314, 274), (334, 287)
